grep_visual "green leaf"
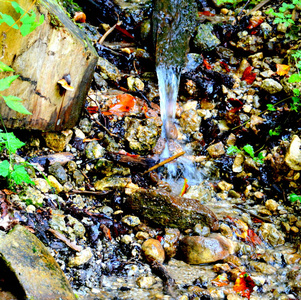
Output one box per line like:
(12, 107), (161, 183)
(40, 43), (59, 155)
(288, 73), (301, 83)
(0, 12), (19, 29)
(0, 75), (19, 91)
(289, 193), (301, 203)
(11, 164), (34, 185)
(0, 61), (15, 72)
(243, 144), (255, 158)
(2, 95), (32, 114)
(267, 104), (277, 111)
(10, 1), (25, 14)
(226, 145), (240, 156)
(0, 132), (25, 154)
(0, 160), (10, 177)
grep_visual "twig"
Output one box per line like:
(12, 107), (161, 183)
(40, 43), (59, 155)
(48, 228), (82, 252)
(68, 189), (110, 196)
(233, 205), (272, 222)
(142, 150), (185, 175)
(98, 20), (122, 45)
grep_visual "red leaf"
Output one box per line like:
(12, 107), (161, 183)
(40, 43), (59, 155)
(241, 66), (256, 84)
(104, 94), (136, 117)
(115, 25), (135, 40)
(198, 11), (215, 16)
(86, 106), (99, 114)
(203, 59), (212, 70)
(220, 61), (230, 72)
(247, 16), (264, 29)
(245, 229), (262, 246)
(233, 272), (255, 299)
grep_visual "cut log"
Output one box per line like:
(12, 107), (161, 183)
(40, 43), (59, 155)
(0, 0), (98, 131)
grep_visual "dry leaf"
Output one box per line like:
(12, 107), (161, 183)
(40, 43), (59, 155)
(247, 16), (265, 29)
(276, 64), (290, 76)
(233, 272), (255, 299)
(241, 66), (256, 84)
(102, 94), (135, 116)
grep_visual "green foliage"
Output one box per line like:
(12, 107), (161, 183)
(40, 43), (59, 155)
(267, 1), (300, 26)
(0, 130), (34, 186)
(269, 126), (281, 136)
(289, 193), (301, 203)
(0, 1), (44, 36)
(227, 144), (264, 164)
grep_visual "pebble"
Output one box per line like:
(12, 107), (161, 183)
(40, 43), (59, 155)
(259, 223), (285, 246)
(285, 135), (301, 171)
(68, 247), (93, 267)
(207, 142), (225, 158)
(85, 140), (105, 160)
(136, 276), (155, 288)
(265, 199), (279, 212)
(162, 228), (180, 259)
(47, 175), (64, 193)
(121, 215), (141, 227)
(261, 78), (283, 94)
(141, 238), (165, 263)
(42, 129), (73, 152)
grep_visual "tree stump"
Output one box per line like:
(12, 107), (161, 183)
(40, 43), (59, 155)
(0, 0), (98, 131)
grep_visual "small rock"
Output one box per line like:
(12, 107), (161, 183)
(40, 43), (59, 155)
(285, 135), (301, 171)
(136, 276), (155, 288)
(259, 223), (285, 246)
(179, 109), (202, 134)
(250, 261), (277, 275)
(180, 234), (234, 264)
(194, 224), (210, 237)
(141, 238), (165, 263)
(207, 142), (225, 158)
(42, 129), (73, 152)
(85, 140), (105, 160)
(67, 215), (86, 239)
(217, 181), (233, 192)
(20, 186), (44, 207)
(163, 228), (180, 259)
(48, 162), (68, 184)
(73, 170), (85, 186)
(47, 175), (64, 193)
(261, 79), (283, 94)
(232, 153), (244, 173)
(122, 215), (141, 227)
(136, 231), (150, 240)
(213, 263), (231, 273)
(93, 72), (108, 90)
(94, 177), (131, 190)
(219, 223), (233, 238)
(265, 199), (279, 212)
(68, 247), (93, 267)
(96, 57), (121, 82)
(33, 178), (51, 193)
(193, 23), (220, 51)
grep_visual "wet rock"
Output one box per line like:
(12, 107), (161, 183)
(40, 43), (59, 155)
(217, 181), (233, 192)
(265, 199), (279, 212)
(94, 72), (108, 90)
(68, 247), (93, 267)
(73, 170), (85, 186)
(163, 228), (180, 259)
(236, 33), (263, 53)
(261, 79), (283, 94)
(48, 162), (68, 184)
(47, 175), (64, 193)
(232, 153), (244, 173)
(288, 266), (301, 294)
(141, 238), (165, 263)
(136, 276), (155, 288)
(259, 223), (285, 246)
(85, 140), (105, 160)
(285, 135), (301, 171)
(179, 109), (201, 134)
(249, 261), (277, 275)
(0, 225), (76, 299)
(127, 76), (144, 91)
(193, 23), (221, 51)
(207, 142), (225, 158)
(183, 181), (213, 203)
(180, 234), (234, 264)
(194, 224), (210, 237)
(42, 129), (73, 152)
(94, 177), (131, 190)
(124, 186), (219, 231)
(20, 186), (44, 207)
(96, 57), (121, 82)
(67, 215), (86, 239)
(121, 215), (141, 227)
(33, 178), (51, 193)
(79, 118), (92, 134)
(183, 53), (203, 73)
(124, 117), (162, 154)
(96, 158), (130, 176)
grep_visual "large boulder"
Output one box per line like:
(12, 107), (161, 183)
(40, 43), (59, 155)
(0, 0), (98, 131)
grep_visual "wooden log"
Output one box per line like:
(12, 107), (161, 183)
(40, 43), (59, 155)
(0, 0), (98, 131)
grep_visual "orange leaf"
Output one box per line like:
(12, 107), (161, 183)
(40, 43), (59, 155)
(203, 59), (212, 70)
(198, 11), (215, 16)
(212, 274), (229, 287)
(276, 64), (290, 76)
(245, 229), (262, 246)
(241, 66), (256, 84)
(179, 178), (189, 197)
(74, 12), (86, 23)
(108, 94), (135, 116)
(233, 272), (255, 299)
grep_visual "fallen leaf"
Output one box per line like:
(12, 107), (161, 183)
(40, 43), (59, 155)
(247, 16), (265, 29)
(212, 274), (230, 287)
(203, 59), (212, 70)
(86, 106), (99, 114)
(179, 178), (189, 197)
(198, 11), (215, 16)
(241, 66), (256, 84)
(233, 272), (255, 299)
(245, 229), (262, 246)
(220, 61), (230, 72)
(103, 94), (135, 117)
(74, 11), (86, 23)
(276, 64), (290, 76)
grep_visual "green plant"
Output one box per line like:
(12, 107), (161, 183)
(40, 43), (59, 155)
(226, 144), (265, 164)
(288, 50), (301, 84)
(267, 1), (297, 27)
(0, 129), (34, 186)
(269, 126), (282, 136)
(289, 193), (301, 203)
